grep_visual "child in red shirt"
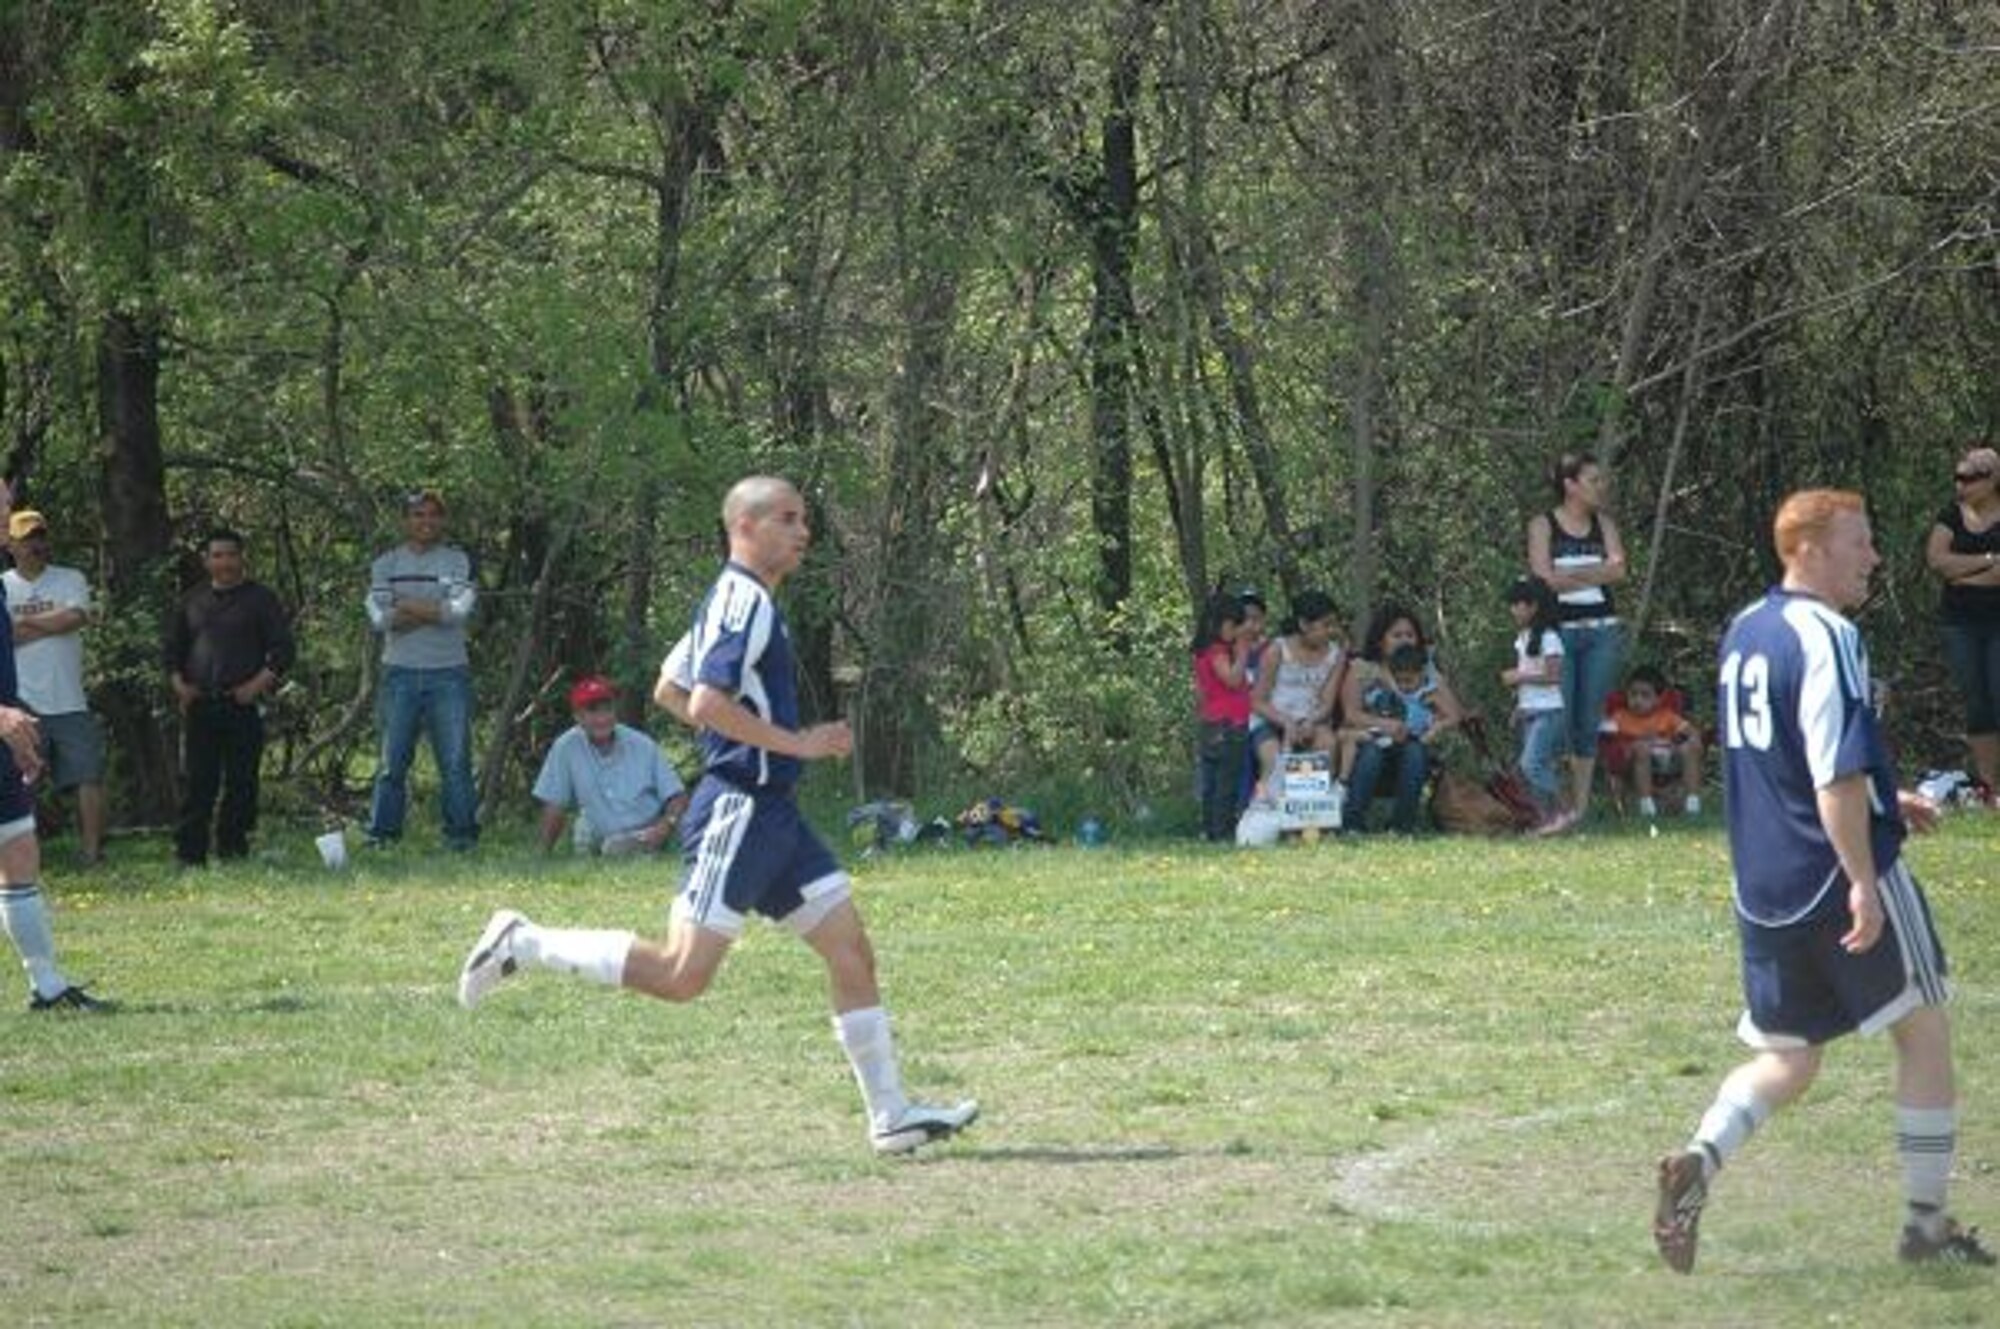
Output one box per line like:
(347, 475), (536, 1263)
(1193, 591), (1255, 842)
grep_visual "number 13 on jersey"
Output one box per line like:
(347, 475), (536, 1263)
(1720, 651), (1772, 751)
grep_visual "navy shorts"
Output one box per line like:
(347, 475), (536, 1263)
(675, 775), (850, 938)
(0, 759), (31, 825)
(1736, 859), (1949, 1049)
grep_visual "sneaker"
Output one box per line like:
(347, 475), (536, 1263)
(1653, 1150), (1708, 1274)
(28, 985), (113, 1014)
(457, 909), (528, 1009)
(1532, 809), (1580, 838)
(1899, 1218), (1997, 1266)
(871, 1099), (979, 1156)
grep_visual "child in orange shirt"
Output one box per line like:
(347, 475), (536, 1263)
(1605, 665), (1704, 817)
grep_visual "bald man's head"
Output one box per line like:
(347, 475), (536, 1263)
(722, 476), (797, 529)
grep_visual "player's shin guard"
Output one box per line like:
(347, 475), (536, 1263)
(1897, 1105), (1956, 1236)
(1691, 1079), (1771, 1178)
(834, 1005), (908, 1128)
(0, 884), (68, 1000)
(516, 925), (635, 987)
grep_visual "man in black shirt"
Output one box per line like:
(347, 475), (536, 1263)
(166, 529), (295, 866)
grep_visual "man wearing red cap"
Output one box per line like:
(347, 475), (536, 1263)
(531, 674), (686, 855)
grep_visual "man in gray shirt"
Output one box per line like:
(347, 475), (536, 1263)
(363, 489), (478, 850)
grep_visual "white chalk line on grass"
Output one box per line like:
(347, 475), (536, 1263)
(1329, 1097), (1632, 1233)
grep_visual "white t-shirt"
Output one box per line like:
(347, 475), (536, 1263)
(4, 565), (92, 715)
(1513, 628), (1566, 714)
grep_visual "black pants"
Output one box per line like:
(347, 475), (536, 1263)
(177, 697), (265, 865)
(1198, 721), (1249, 842)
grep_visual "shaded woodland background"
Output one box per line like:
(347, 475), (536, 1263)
(3, 1), (1996, 829)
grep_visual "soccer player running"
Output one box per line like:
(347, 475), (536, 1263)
(458, 476), (976, 1156)
(1654, 490), (1992, 1272)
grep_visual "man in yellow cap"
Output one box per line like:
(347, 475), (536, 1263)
(3, 508), (106, 866)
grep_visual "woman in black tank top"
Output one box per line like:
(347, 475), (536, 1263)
(1925, 444), (2000, 795)
(1526, 452), (1628, 826)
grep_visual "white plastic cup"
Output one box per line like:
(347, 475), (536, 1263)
(315, 830), (348, 870)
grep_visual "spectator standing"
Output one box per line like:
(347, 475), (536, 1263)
(167, 529), (295, 867)
(1923, 444), (2000, 798)
(1341, 606), (1466, 833)
(3, 510), (108, 864)
(1499, 575), (1568, 831)
(533, 674), (688, 856)
(1527, 451), (1628, 821)
(364, 489), (479, 851)
(1191, 592), (1254, 842)
(1653, 489), (1991, 1272)
(0, 481), (107, 1011)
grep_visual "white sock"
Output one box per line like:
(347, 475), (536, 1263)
(1691, 1080), (1771, 1177)
(834, 1005), (908, 1128)
(1, 884), (69, 999)
(513, 924), (633, 987)
(1896, 1104), (1956, 1234)
(1637, 796), (1658, 818)
(1685, 794), (1702, 816)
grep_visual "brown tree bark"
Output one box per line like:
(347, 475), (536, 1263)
(96, 309), (178, 824)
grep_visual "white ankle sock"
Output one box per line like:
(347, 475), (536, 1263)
(515, 924), (633, 987)
(1, 884), (68, 999)
(834, 1006), (908, 1128)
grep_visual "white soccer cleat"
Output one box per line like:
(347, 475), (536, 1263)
(457, 909), (528, 1009)
(871, 1099), (979, 1156)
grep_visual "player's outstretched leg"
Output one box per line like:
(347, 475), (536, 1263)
(1653, 1149), (1709, 1274)
(457, 910), (639, 1009)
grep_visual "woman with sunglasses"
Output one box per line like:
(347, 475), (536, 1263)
(1925, 445), (2000, 799)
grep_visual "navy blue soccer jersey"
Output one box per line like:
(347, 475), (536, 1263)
(0, 603), (29, 811)
(688, 561), (802, 792)
(1718, 587), (1903, 927)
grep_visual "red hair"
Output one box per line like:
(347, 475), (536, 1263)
(1772, 489), (1864, 565)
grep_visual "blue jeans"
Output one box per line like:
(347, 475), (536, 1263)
(1516, 708), (1567, 814)
(1346, 738), (1431, 833)
(367, 665), (478, 847)
(1558, 622), (1625, 758)
(1942, 620), (2000, 736)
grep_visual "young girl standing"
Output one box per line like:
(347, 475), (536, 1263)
(1192, 591), (1255, 842)
(1501, 575), (1570, 833)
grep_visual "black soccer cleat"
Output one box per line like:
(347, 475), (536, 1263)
(1899, 1218), (1997, 1267)
(28, 985), (113, 1014)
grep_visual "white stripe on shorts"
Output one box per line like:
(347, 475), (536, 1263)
(683, 790), (754, 936)
(1877, 858), (1948, 1007)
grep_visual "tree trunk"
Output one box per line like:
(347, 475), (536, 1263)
(1330, 0), (1404, 628)
(96, 309), (177, 824)
(1083, 23), (1144, 623)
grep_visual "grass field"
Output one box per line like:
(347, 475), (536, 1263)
(4, 815), (1996, 1326)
